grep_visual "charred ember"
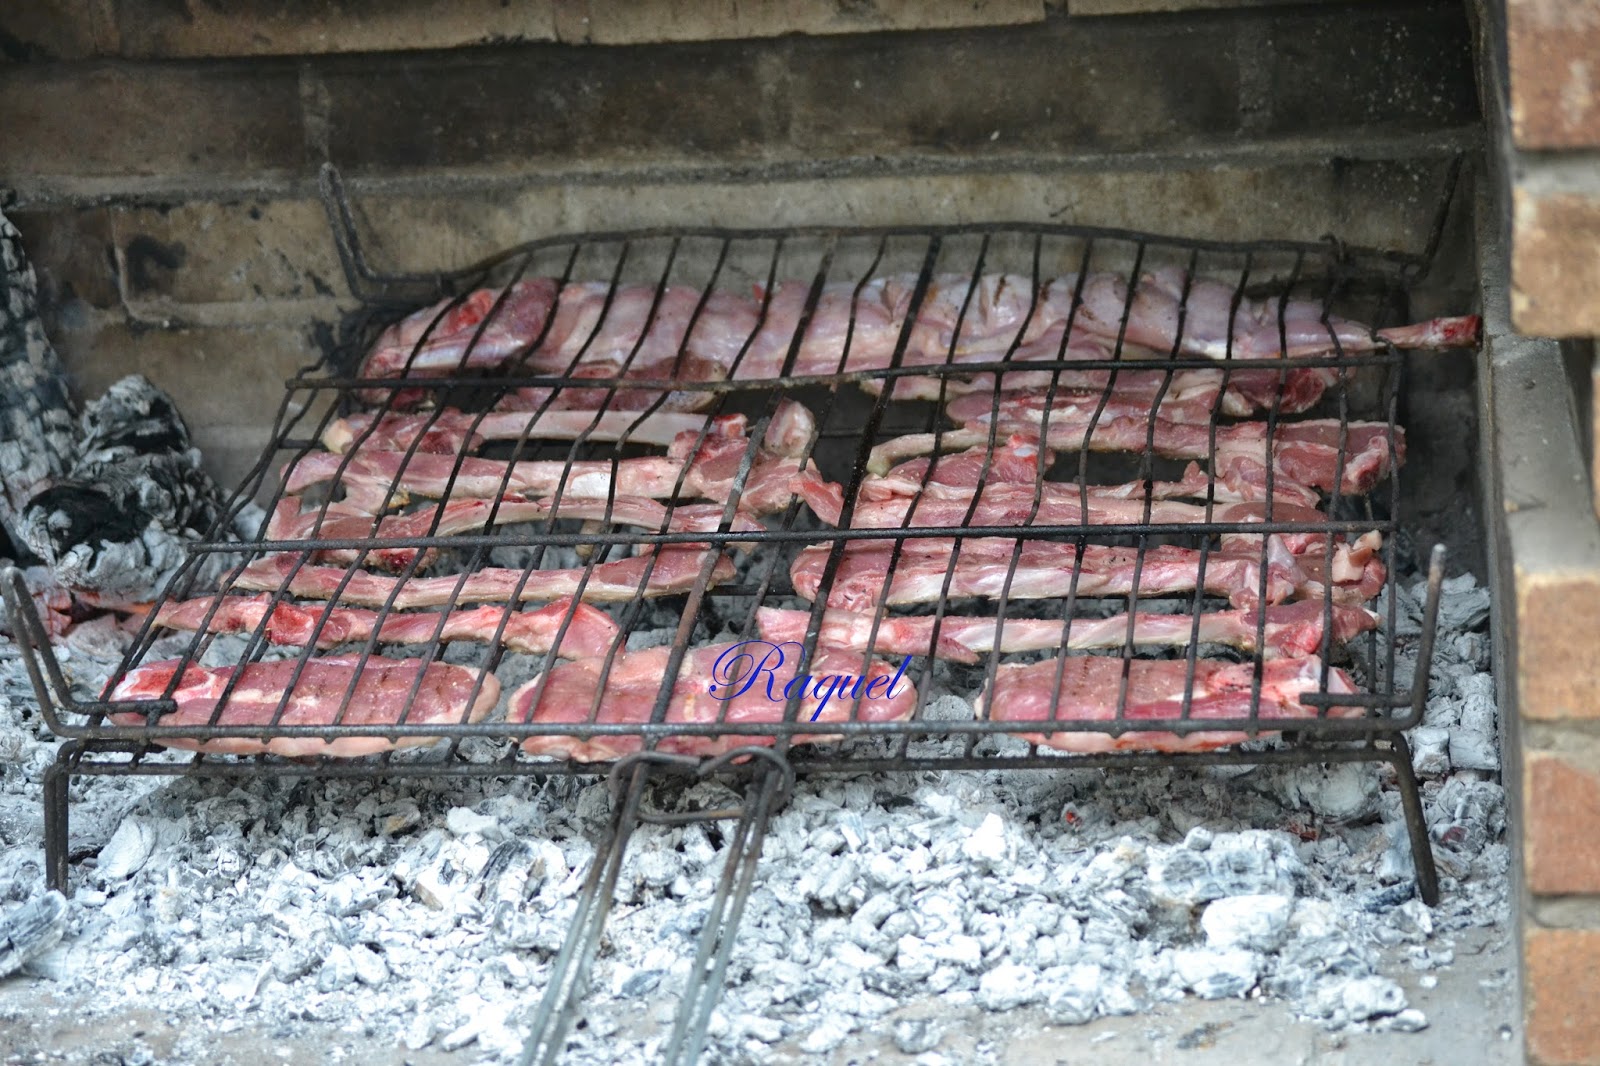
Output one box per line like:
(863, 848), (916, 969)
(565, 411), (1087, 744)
(0, 208), (76, 555)
(18, 375), (241, 603)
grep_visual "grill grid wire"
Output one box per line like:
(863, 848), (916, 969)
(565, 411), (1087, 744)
(31, 228), (1414, 739)
(2, 204), (1452, 853)
(1, 168), (1463, 1063)
(20, 227), (1420, 748)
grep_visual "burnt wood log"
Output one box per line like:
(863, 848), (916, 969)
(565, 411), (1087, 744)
(0, 890), (66, 979)
(2, 207), (248, 605)
(19, 375), (243, 602)
(0, 209), (76, 554)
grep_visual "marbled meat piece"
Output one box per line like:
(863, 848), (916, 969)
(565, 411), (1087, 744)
(788, 537), (1358, 612)
(354, 270), (1478, 393)
(263, 495), (762, 571)
(867, 411), (1403, 502)
(510, 641), (917, 762)
(979, 653), (1360, 753)
(755, 600), (1378, 664)
(108, 656), (500, 757)
(230, 548), (735, 608)
(154, 593), (618, 659)
(321, 409), (748, 456)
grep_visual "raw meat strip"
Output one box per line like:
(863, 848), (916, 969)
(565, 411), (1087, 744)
(355, 270), (1476, 392)
(793, 468), (1328, 533)
(359, 280), (559, 380)
(1069, 267), (1480, 362)
(321, 409), (748, 456)
(289, 416), (810, 517)
(510, 640), (917, 762)
(755, 600), (1378, 664)
(263, 496), (763, 571)
(155, 593), (618, 659)
(874, 438), (1320, 509)
(107, 656), (500, 757)
(979, 653), (1360, 754)
(230, 547), (735, 608)
(789, 536), (1382, 612)
(867, 412), (1402, 501)
(357, 282), (751, 398)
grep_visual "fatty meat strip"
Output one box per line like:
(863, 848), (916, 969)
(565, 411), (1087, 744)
(357, 272), (1478, 391)
(230, 548), (736, 608)
(286, 425), (808, 517)
(755, 600), (1378, 664)
(789, 535), (1384, 612)
(509, 640), (917, 762)
(154, 593), (619, 660)
(793, 468), (1330, 536)
(866, 413), (1402, 501)
(108, 656), (500, 757)
(978, 653), (1360, 754)
(263, 496), (763, 571)
(870, 437), (1321, 509)
(321, 409), (749, 456)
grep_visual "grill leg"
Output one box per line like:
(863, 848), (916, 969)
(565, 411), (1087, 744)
(518, 764), (650, 1066)
(42, 747), (72, 896)
(662, 767), (784, 1065)
(1387, 736), (1439, 906)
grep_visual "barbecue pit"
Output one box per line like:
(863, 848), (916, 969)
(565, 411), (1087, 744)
(0, 3), (1554, 1064)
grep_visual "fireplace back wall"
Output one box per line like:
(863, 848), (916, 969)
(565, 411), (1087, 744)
(0, 1), (1479, 489)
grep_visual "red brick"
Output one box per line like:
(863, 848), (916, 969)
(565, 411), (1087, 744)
(1516, 569), (1600, 719)
(1526, 928), (1600, 1065)
(1526, 753), (1600, 894)
(1507, 0), (1600, 149)
(1512, 187), (1600, 341)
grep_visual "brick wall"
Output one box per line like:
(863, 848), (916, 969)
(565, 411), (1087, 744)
(1481, 3), (1600, 1060)
(1502, 0), (1600, 338)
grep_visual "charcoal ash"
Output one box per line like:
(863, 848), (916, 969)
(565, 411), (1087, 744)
(0, 554), (1506, 1064)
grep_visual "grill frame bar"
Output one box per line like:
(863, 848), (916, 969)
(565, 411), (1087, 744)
(10, 212), (1436, 743)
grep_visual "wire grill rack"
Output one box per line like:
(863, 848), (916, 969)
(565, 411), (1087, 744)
(3, 164), (1457, 1064)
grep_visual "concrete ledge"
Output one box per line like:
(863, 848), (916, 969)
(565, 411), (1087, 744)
(0, 5), (1478, 207)
(2, 1), (1049, 59)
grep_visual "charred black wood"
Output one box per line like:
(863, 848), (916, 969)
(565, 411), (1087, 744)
(0, 209), (76, 555)
(0, 890), (66, 979)
(19, 376), (241, 603)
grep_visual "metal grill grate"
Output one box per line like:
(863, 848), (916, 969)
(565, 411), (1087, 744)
(2, 165), (1462, 1064)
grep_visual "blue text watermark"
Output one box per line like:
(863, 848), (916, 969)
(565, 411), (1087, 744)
(707, 640), (911, 721)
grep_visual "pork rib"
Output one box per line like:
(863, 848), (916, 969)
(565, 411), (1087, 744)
(978, 653), (1359, 754)
(867, 411), (1403, 501)
(230, 548), (735, 608)
(154, 594), (618, 659)
(794, 468), (1327, 534)
(755, 600), (1378, 664)
(321, 409), (747, 456)
(790, 536), (1382, 612)
(872, 354), (1337, 418)
(875, 438), (1321, 509)
(355, 271), (1476, 393)
(1074, 266), (1480, 362)
(107, 656), (500, 757)
(359, 282), (753, 396)
(509, 640), (916, 762)
(264, 496), (762, 571)
(288, 430), (805, 517)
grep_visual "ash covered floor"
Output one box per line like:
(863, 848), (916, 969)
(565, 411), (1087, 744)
(0, 928), (1516, 1056)
(0, 929), (1517, 1065)
(0, 565), (1511, 1065)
